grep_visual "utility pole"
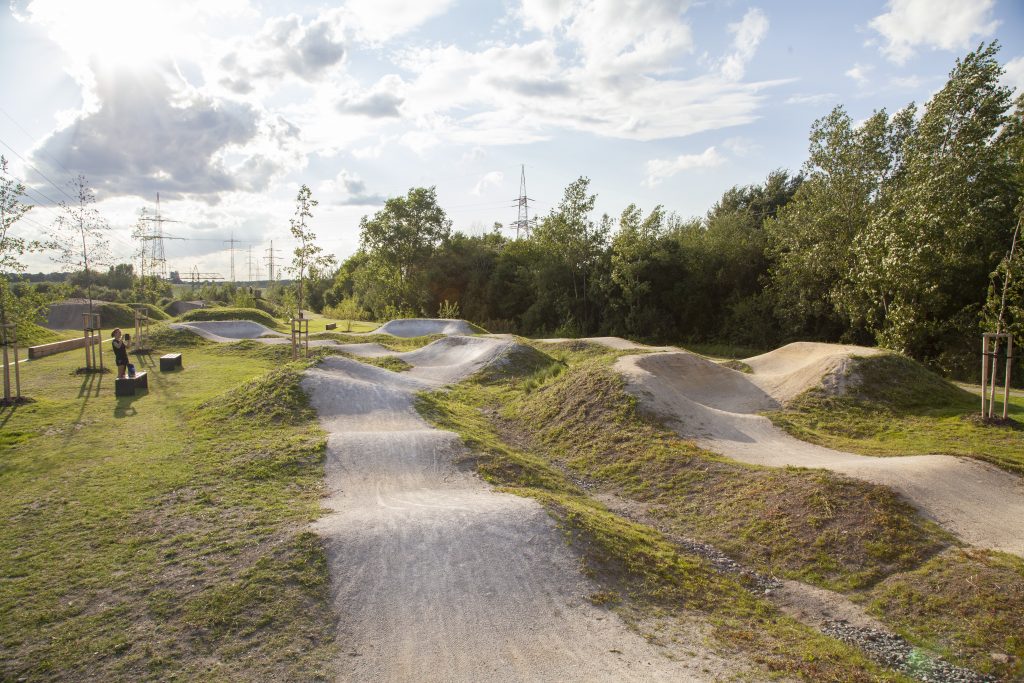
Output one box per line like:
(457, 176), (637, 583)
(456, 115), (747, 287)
(138, 193), (181, 278)
(509, 165), (536, 240)
(264, 240), (283, 282)
(247, 245), (253, 283)
(223, 232), (243, 283)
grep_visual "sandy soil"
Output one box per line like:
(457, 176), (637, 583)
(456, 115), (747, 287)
(615, 344), (1024, 557)
(302, 340), (739, 682)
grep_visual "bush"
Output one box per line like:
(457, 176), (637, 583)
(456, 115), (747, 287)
(179, 307), (280, 327)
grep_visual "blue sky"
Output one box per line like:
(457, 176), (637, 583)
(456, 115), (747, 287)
(2, 0), (1022, 278)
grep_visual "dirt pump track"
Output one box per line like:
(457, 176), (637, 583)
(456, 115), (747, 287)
(178, 319), (730, 681)
(614, 342), (1024, 557)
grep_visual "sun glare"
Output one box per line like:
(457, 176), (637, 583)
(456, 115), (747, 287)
(31, 0), (183, 67)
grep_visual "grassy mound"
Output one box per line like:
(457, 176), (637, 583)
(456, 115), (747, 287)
(867, 548), (1024, 681)
(12, 321), (62, 346)
(253, 298), (282, 317)
(124, 303), (171, 321)
(200, 364), (316, 426)
(95, 302), (138, 328)
(179, 307), (280, 328)
(829, 353), (974, 411)
(770, 354), (1024, 474)
(474, 342), (560, 385)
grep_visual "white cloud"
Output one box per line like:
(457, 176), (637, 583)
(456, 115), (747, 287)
(845, 63), (873, 86)
(1003, 56), (1024, 93)
(644, 146), (724, 187)
(722, 137), (759, 157)
(785, 92), (840, 106)
(319, 170), (386, 206)
(343, 0), (457, 43)
(869, 0), (999, 64)
(472, 171), (504, 195)
(30, 65), (300, 201)
(721, 8), (769, 81)
(397, 40), (786, 146)
(518, 0), (575, 32)
(337, 75), (406, 118)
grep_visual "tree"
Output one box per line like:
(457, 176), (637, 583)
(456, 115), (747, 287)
(288, 184), (336, 315)
(528, 177), (610, 335)
(357, 187), (452, 314)
(49, 174), (110, 316)
(766, 106), (909, 341)
(856, 42), (1020, 360)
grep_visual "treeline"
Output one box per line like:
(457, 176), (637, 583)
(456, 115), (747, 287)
(323, 44), (1022, 378)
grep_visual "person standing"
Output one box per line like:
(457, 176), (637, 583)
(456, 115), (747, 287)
(111, 328), (129, 379)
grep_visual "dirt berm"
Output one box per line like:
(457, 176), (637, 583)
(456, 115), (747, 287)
(616, 342), (1024, 556)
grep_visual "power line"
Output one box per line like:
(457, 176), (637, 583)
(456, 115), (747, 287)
(0, 135), (77, 205)
(0, 106), (77, 180)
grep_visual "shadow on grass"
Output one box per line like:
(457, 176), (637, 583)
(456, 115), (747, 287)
(114, 390), (146, 418)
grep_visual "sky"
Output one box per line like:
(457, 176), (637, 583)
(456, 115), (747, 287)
(1, 0), (1022, 280)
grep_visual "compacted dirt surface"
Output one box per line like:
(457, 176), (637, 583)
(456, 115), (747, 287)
(302, 335), (735, 682)
(614, 342), (1024, 557)
(176, 320), (740, 682)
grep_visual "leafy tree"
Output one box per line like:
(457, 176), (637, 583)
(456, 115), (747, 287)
(288, 184), (336, 315)
(527, 177), (610, 335)
(48, 174), (110, 315)
(0, 156), (48, 343)
(357, 187), (452, 314)
(767, 106), (909, 341)
(856, 42), (1020, 360)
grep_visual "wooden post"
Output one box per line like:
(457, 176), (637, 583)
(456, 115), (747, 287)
(1, 331), (9, 402)
(290, 318), (297, 361)
(1004, 335), (1014, 420)
(981, 335), (989, 417)
(988, 337), (1000, 419)
(83, 313), (92, 370)
(12, 326), (19, 399)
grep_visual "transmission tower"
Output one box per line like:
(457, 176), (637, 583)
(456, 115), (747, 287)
(223, 232), (243, 283)
(264, 240), (283, 282)
(509, 165), (537, 240)
(138, 193), (182, 278)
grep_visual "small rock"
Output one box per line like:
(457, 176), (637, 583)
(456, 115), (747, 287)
(990, 652), (1009, 664)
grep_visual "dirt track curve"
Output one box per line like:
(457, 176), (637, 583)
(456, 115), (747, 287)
(178, 320), (731, 682)
(613, 342), (1024, 557)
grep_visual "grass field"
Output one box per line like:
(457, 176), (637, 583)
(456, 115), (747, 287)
(1, 333), (339, 681)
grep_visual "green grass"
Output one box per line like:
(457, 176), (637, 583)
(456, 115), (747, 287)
(867, 548), (1024, 681)
(0, 336), (338, 680)
(416, 348), (914, 681)
(769, 354), (1024, 474)
(680, 342), (768, 359)
(178, 307), (280, 329)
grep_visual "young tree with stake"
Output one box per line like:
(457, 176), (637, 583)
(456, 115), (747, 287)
(49, 174), (110, 316)
(289, 184), (336, 317)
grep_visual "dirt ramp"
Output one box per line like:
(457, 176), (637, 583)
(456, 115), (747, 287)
(399, 336), (520, 384)
(376, 318), (478, 337)
(744, 342), (883, 404)
(628, 352), (777, 413)
(170, 320), (286, 342)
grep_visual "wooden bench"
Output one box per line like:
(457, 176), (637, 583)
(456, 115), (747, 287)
(159, 353), (183, 371)
(325, 322), (337, 330)
(115, 371), (148, 397)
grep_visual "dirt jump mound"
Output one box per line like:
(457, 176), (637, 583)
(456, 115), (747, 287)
(170, 320), (286, 342)
(616, 343), (1024, 556)
(374, 318), (478, 337)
